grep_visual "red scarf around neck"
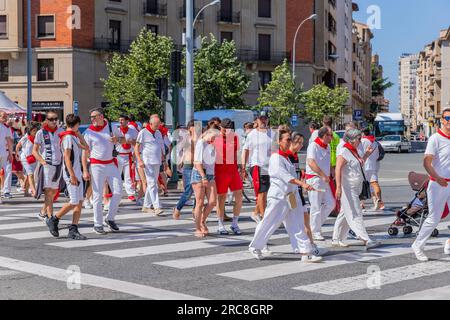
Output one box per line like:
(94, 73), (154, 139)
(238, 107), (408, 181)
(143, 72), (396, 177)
(89, 121), (108, 132)
(286, 150), (299, 161)
(364, 135), (376, 143)
(58, 130), (78, 142)
(314, 137), (328, 149)
(129, 121), (139, 130)
(146, 124), (156, 135)
(158, 125), (168, 137)
(278, 149), (290, 159)
(27, 134), (35, 144)
(43, 124), (57, 133)
(438, 129), (450, 140)
(120, 126), (131, 150)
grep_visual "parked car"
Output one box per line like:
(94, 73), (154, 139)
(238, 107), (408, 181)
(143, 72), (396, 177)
(379, 135), (412, 153)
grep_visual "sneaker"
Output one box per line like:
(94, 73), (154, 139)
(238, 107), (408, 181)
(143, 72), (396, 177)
(3, 193), (12, 199)
(83, 199), (93, 209)
(46, 216), (60, 238)
(250, 214), (261, 224)
(262, 246), (273, 256)
(312, 244), (329, 256)
(348, 230), (358, 240)
(16, 186), (24, 193)
(230, 225), (242, 235)
(444, 240), (450, 255)
(366, 240), (381, 250)
(331, 240), (350, 248)
(313, 233), (325, 242)
(93, 226), (107, 235)
(412, 244), (429, 262)
(128, 195), (136, 202)
(301, 255), (322, 263)
(37, 211), (47, 222)
(153, 208), (164, 216)
(249, 248), (263, 260)
(142, 207), (153, 214)
(218, 226), (229, 235)
(103, 204), (110, 213)
(104, 219), (120, 232)
(68, 225), (87, 240)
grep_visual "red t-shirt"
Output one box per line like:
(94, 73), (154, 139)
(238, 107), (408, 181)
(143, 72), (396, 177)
(214, 133), (239, 171)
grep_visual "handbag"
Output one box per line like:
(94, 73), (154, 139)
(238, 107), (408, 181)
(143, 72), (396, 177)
(348, 149), (371, 201)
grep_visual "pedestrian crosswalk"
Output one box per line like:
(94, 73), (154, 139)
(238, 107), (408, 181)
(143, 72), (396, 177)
(0, 191), (449, 300)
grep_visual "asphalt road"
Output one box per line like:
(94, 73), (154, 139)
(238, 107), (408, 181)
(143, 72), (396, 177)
(0, 152), (449, 300)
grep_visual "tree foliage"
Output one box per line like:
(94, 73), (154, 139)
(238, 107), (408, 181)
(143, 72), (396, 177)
(102, 29), (173, 121)
(372, 63), (393, 97)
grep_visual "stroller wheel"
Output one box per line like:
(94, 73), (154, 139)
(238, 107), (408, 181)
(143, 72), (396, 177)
(388, 227), (399, 236)
(431, 229), (439, 237)
(403, 226), (413, 235)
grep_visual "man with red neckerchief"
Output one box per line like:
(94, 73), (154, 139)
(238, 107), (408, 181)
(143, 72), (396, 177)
(82, 108), (124, 235)
(412, 108), (450, 261)
(305, 126), (335, 241)
(115, 115), (138, 202)
(32, 111), (64, 221)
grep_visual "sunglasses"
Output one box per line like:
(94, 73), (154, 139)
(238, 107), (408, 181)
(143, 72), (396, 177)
(90, 114), (100, 120)
(47, 118), (58, 122)
(444, 116), (450, 122)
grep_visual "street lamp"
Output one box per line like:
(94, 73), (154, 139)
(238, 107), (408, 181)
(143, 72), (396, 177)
(27, 0), (32, 121)
(292, 14), (317, 79)
(186, 0), (220, 124)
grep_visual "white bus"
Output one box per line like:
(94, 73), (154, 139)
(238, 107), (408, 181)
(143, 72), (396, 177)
(374, 113), (406, 138)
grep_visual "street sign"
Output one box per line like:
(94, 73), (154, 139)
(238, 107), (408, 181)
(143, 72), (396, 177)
(353, 110), (363, 121)
(73, 100), (79, 116)
(291, 114), (298, 127)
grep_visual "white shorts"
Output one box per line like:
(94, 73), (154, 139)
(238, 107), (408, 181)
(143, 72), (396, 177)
(43, 164), (61, 190)
(365, 170), (379, 183)
(65, 178), (84, 205)
(22, 161), (37, 176)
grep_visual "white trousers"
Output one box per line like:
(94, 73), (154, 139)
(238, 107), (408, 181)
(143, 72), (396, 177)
(3, 160), (12, 193)
(332, 182), (371, 242)
(249, 193), (312, 254)
(143, 164), (161, 209)
(91, 163), (122, 227)
(117, 154), (135, 196)
(413, 181), (450, 250)
(307, 177), (335, 236)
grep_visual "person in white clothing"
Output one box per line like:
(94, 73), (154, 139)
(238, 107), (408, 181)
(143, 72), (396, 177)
(46, 114), (88, 240)
(115, 115), (138, 201)
(249, 129), (321, 262)
(135, 115), (166, 216)
(305, 126), (335, 241)
(32, 111), (64, 220)
(333, 129), (381, 250)
(412, 108), (450, 261)
(82, 108), (124, 235)
(16, 122), (40, 197)
(0, 112), (13, 202)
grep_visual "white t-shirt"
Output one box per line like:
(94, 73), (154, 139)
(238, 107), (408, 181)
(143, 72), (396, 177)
(84, 124), (115, 161)
(136, 128), (164, 165)
(424, 131), (450, 179)
(115, 126), (138, 154)
(306, 140), (331, 177)
(361, 138), (380, 172)
(19, 134), (34, 162)
(308, 130), (319, 145)
(194, 139), (216, 175)
(35, 127), (64, 166)
(267, 153), (297, 199)
(61, 134), (82, 179)
(0, 124), (12, 158)
(243, 129), (273, 174)
(340, 147), (364, 188)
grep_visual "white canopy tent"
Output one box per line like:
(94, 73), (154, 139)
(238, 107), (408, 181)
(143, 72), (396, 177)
(0, 91), (26, 114)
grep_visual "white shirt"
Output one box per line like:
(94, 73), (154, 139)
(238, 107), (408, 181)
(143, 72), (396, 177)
(84, 124), (115, 161)
(361, 138), (380, 172)
(115, 126), (138, 154)
(306, 140), (331, 177)
(61, 134), (82, 179)
(337, 139), (364, 157)
(194, 139), (216, 175)
(267, 153), (297, 199)
(425, 131), (450, 179)
(243, 129), (273, 174)
(0, 123), (12, 158)
(308, 130), (319, 145)
(35, 128), (64, 166)
(19, 135), (34, 162)
(340, 147), (364, 188)
(136, 128), (164, 165)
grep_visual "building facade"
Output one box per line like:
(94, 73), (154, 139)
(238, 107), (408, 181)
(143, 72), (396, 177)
(0, 0), (287, 121)
(399, 53), (419, 131)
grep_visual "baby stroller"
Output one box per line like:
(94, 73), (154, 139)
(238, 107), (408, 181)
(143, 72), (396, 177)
(388, 172), (449, 237)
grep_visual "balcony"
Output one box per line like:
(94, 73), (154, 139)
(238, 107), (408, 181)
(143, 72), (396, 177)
(179, 7), (204, 20)
(143, 2), (167, 17)
(237, 49), (288, 64)
(93, 38), (133, 53)
(217, 11), (241, 24)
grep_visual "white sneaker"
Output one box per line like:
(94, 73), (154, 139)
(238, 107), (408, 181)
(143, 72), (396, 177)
(262, 246), (272, 256)
(412, 244), (429, 262)
(83, 199), (93, 209)
(313, 233), (325, 241)
(444, 240), (450, 255)
(312, 244), (328, 256)
(331, 240), (350, 248)
(249, 248), (263, 260)
(301, 255), (322, 263)
(103, 204), (110, 213)
(365, 240), (381, 250)
(153, 208), (164, 216)
(250, 214), (261, 224)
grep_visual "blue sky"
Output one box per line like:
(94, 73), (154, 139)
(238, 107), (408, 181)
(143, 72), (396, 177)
(353, 0), (450, 112)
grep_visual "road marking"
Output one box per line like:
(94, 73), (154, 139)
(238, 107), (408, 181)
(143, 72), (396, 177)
(0, 216), (27, 222)
(388, 284), (450, 300)
(292, 257), (450, 295)
(0, 256), (205, 300)
(0, 269), (21, 276)
(218, 223), (449, 281)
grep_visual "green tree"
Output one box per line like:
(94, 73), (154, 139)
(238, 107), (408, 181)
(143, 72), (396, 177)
(102, 29), (173, 121)
(372, 63), (393, 97)
(300, 83), (350, 124)
(257, 60), (302, 126)
(193, 35), (251, 111)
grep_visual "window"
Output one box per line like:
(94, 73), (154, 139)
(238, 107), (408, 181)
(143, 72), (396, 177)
(109, 20), (121, 49)
(259, 71), (272, 89)
(258, 0), (271, 18)
(37, 15), (55, 38)
(220, 0), (232, 21)
(0, 60), (8, 82)
(146, 0), (158, 14)
(147, 24), (158, 35)
(37, 59), (54, 81)
(0, 15), (7, 38)
(258, 34), (271, 60)
(220, 31), (233, 43)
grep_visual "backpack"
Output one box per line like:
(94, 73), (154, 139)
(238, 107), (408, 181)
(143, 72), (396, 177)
(376, 141), (385, 161)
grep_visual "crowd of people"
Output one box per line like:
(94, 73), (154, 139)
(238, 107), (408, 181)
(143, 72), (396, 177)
(0, 106), (449, 262)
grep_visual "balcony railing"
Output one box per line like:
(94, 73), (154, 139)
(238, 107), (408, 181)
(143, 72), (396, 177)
(179, 7), (204, 20)
(237, 49), (289, 64)
(143, 2), (167, 16)
(93, 38), (133, 53)
(217, 11), (241, 24)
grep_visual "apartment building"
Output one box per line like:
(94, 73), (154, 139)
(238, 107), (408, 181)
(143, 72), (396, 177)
(399, 53), (419, 131)
(0, 0), (287, 121)
(352, 21), (372, 119)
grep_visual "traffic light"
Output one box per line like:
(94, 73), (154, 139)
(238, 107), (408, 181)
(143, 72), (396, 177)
(170, 50), (182, 84)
